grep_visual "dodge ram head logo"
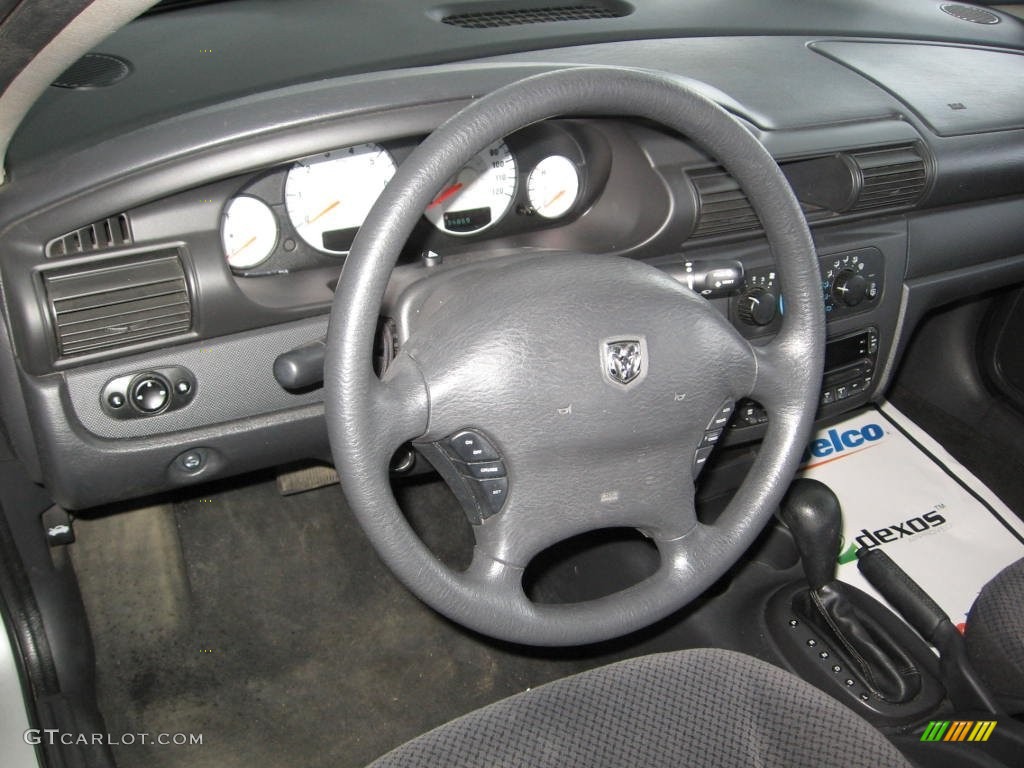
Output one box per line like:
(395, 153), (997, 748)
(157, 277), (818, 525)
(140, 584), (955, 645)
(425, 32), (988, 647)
(603, 338), (645, 386)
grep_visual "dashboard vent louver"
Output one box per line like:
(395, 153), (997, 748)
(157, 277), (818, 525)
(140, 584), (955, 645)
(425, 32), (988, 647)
(690, 170), (761, 238)
(848, 146), (928, 212)
(43, 250), (192, 357)
(47, 214), (132, 258)
(438, 2), (631, 28)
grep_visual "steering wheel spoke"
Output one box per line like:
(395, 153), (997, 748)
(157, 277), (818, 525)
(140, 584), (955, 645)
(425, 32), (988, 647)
(369, 352), (430, 452)
(465, 446), (700, 571)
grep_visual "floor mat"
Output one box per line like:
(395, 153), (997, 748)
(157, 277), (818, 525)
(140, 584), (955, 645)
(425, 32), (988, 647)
(71, 475), (599, 768)
(798, 402), (1024, 627)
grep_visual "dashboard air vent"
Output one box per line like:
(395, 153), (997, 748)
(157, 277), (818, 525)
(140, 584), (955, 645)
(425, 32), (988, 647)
(47, 214), (132, 258)
(848, 146), (928, 212)
(940, 3), (1000, 24)
(438, 2), (631, 28)
(43, 250), (192, 357)
(690, 170), (761, 238)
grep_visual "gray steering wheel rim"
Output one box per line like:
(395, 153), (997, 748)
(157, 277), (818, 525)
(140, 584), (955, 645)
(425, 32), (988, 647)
(325, 67), (824, 647)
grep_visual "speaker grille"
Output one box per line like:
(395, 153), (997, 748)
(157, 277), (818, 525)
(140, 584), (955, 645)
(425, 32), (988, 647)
(940, 3), (1000, 24)
(52, 53), (132, 89)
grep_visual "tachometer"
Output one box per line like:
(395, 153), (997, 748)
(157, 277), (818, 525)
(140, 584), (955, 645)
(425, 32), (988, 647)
(527, 155), (580, 219)
(284, 143), (397, 254)
(424, 139), (516, 235)
(221, 196), (278, 269)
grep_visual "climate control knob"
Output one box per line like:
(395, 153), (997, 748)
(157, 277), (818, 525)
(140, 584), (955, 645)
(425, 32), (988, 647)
(832, 269), (868, 307)
(738, 288), (778, 326)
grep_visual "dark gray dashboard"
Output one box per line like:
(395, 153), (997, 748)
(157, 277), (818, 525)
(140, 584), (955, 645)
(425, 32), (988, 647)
(2, 23), (1024, 509)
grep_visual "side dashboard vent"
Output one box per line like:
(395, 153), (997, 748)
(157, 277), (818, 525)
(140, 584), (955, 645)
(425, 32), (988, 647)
(437, 2), (631, 28)
(848, 145), (928, 212)
(47, 214), (132, 258)
(43, 250), (192, 357)
(690, 169), (761, 238)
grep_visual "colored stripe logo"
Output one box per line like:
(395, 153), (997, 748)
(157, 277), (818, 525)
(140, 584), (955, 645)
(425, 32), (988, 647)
(921, 721), (997, 742)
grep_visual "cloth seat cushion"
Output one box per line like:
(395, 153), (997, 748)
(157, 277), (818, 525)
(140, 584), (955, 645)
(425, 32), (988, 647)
(368, 647), (912, 767)
(966, 556), (1024, 711)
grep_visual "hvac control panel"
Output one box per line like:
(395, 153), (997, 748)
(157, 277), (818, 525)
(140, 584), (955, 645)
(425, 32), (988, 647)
(733, 247), (883, 337)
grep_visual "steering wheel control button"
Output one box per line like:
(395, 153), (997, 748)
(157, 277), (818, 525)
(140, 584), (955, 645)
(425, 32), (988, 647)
(707, 402), (735, 431)
(448, 431), (499, 462)
(477, 478), (509, 516)
(131, 374), (171, 413)
(700, 429), (723, 448)
(463, 460), (506, 479)
(693, 446), (714, 474)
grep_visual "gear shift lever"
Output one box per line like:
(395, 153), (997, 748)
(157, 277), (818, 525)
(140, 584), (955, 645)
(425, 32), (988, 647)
(779, 479), (842, 590)
(777, 478), (922, 704)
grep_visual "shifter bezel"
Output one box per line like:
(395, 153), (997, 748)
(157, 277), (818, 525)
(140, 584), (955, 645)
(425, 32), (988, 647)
(765, 580), (946, 726)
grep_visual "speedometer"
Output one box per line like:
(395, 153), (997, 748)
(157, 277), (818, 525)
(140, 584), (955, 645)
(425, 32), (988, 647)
(424, 139), (516, 235)
(284, 143), (396, 254)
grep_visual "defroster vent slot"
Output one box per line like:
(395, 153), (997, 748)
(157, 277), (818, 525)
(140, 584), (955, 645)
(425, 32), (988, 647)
(47, 213), (132, 257)
(44, 249), (192, 357)
(436, 1), (631, 28)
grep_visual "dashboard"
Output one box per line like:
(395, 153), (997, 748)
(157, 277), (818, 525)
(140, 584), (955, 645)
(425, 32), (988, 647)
(2, 5), (1024, 510)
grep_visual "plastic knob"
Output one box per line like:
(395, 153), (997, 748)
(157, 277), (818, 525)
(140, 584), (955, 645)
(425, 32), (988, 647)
(738, 288), (777, 326)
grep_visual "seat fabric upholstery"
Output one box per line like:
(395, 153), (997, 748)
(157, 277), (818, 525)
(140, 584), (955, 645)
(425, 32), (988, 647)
(369, 648), (912, 767)
(967, 556), (1024, 710)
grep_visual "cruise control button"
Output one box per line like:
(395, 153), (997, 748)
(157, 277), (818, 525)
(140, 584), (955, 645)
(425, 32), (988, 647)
(478, 477), (509, 516)
(701, 429), (723, 447)
(463, 460), (506, 479)
(448, 431), (499, 462)
(693, 446), (714, 473)
(707, 402), (734, 430)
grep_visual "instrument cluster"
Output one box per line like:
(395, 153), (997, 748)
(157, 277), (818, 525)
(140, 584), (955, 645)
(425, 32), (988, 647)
(220, 121), (606, 275)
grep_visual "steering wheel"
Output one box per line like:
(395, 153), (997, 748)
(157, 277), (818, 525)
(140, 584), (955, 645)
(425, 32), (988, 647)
(325, 68), (824, 647)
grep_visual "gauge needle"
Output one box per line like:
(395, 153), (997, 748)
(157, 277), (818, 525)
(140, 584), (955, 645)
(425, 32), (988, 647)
(307, 200), (340, 224)
(231, 236), (257, 256)
(428, 182), (464, 208)
(543, 190), (566, 210)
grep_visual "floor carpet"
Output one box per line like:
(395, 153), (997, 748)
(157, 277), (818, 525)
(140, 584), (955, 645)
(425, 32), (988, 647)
(71, 473), (639, 768)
